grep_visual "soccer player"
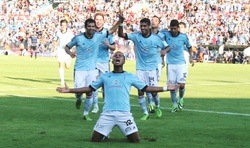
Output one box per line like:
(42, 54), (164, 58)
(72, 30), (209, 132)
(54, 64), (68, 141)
(161, 19), (194, 112)
(29, 31), (39, 59)
(91, 13), (116, 114)
(118, 18), (170, 120)
(56, 51), (178, 143)
(146, 15), (166, 115)
(54, 19), (74, 86)
(64, 16), (124, 121)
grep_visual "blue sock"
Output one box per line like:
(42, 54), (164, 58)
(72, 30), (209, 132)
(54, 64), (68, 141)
(138, 96), (148, 115)
(83, 95), (93, 115)
(170, 90), (177, 107)
(92, 91), (98, 108)
(154, 94), (160, 107)
(146, 92), (154, 105)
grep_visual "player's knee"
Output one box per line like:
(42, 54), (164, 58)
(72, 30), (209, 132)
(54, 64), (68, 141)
(179, 83), (185, 89)
(138, 90), (144, 96)
(127, 133), (140, 143)
(151, 92), (157, 97)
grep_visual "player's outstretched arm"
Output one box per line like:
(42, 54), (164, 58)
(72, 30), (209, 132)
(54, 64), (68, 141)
(56, 83), (92, 93)
(108, 15), (125, 35)
(145, 84), (179, 92)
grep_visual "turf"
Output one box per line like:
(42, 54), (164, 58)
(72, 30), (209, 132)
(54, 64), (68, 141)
(0, 55), (250, 148)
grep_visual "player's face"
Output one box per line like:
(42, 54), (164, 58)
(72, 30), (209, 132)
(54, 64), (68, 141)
(112, 52), (125, 66)
(95, 15), (104, 29)
(61, 22), (68, 32)
(85, 23), (96, 35)
(140, 22), (150, 36)
(179, 24), (186, 33)
(151, 17), (160, 28)
(170, 26), (179, 37)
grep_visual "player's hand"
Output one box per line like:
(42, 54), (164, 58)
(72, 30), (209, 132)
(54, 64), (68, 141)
(56, 83), (70, 93)
(167, 84), (179, 91)
(118, 15), (125, 23)
(104, 39), (110, 46)
(162, 62), (165, 68)
(69, 51), (76, 58)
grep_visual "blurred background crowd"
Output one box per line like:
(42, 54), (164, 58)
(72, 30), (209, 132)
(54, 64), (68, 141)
(0, 0), (249, 63)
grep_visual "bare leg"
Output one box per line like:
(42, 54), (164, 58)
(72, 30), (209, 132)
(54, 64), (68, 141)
(127, 132), (140, 143)
(91, 130), (106, 142)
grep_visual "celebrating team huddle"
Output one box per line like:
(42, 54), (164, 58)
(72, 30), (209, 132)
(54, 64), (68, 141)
(56, 12), (194, 143)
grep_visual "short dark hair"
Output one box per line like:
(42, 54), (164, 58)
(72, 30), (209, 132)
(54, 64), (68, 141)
(140, 18), (151, 26)
(60, 19), (68, 25)
(170, 19), (179, 27)
(84, 18), (96, 28)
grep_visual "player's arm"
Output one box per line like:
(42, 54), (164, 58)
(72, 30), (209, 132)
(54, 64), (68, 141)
(104, 39), (116, 51)
(56, 83), (93, 93)
(161, 55), (165, 68)
(142, 84), (179, 92)
(188, 46), (194, 66)
(108, 15), (125, 35)
(117, 15), (128, 39)
(65, 45), (76, 58)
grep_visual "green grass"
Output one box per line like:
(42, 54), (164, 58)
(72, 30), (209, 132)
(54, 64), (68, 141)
(0, 55), (250, 148)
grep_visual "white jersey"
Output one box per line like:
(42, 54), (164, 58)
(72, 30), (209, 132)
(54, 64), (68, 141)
(56, 29), (74, 50)
(55, 29), (74, 62)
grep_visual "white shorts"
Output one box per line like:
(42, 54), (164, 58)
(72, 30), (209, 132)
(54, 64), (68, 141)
(57, 48), (71, 64)
(94, 111), (138, 137)
(74, 69), (98, 88)
(167, 64), (187, 84)
(96, 62), (110, 76)
(136, 70), (158, 86)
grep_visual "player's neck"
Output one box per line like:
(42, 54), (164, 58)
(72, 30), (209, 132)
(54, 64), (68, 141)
(142, 31), (151, 38)
(96, 27), (103, 32)
(61, 28), (67, 34)
(151, 28), (159, 34)
(84, 32), (93, 39)
(113, 66), (124, 73)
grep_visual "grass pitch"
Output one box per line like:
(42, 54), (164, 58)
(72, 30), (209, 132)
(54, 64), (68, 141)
(0, 55), (250, 148)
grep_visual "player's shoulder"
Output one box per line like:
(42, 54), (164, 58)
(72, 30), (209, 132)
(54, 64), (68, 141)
(72, 33), (83, 39)
(179, 32), (188, 37)
(154, 32), (165, 40)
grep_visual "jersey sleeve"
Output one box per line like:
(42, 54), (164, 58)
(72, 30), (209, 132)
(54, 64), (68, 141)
(90, 76), (103, 91)
(66, 35), (78, 49)
(131, 74), (147, 90)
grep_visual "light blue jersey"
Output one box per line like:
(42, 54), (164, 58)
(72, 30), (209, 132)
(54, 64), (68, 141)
(97, 28), (115, 63)
(127, 32), (168, 70)
(90, 72), (147, 112)
(67, 31), (108, 70)
(161, 31), (191, 64)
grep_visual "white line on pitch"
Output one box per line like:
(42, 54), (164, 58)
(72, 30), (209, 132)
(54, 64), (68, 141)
(2, 94), (250, 117)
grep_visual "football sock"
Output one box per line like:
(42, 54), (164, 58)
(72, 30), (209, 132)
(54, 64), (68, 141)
(138, 96), (148, 115)
(179, 88), (185, 100)
(59, 67), (64, 84)
(83, 95), (93, 115)
(92, 91), (98, 108)
(170, 90), (177, 107)
(146, 92), (154, 105)
(154, 94), (160, 107)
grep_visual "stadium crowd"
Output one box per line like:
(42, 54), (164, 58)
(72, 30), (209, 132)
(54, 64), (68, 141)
(0, 0), (249, 63)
